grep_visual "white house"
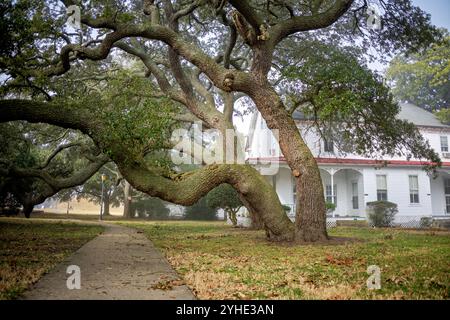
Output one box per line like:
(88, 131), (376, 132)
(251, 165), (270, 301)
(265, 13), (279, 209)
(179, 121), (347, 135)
(245, 103), (450, 224)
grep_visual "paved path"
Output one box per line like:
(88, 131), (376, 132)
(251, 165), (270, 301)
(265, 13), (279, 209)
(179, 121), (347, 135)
(23, 223), (194, 300)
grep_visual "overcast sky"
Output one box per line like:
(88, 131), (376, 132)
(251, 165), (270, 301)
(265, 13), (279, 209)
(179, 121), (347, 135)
(412, 0), (450, 30)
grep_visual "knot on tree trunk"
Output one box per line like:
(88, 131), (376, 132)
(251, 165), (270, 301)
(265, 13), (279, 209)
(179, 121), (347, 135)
(257, 24), (270, 41)
(223, 73), (235, 92)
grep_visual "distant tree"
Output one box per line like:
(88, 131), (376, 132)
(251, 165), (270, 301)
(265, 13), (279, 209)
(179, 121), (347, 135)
(55, 163), (122, 216)
(435, 109), (450, 125)
(185, 197), (217, 221)
(130, 190), (170, 219)
(0, 122), (107, 217)
(387, 32), (450, 113)
(207, 184), (243, 226)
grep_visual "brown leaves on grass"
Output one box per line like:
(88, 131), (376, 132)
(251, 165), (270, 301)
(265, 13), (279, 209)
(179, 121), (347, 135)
(324, 254), (354, 266)
(150, 279), (185, 291)
(134, 221), (450, 300)
(0, 220), (102, 300)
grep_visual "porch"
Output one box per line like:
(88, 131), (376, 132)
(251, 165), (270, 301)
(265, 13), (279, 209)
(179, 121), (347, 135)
(268, 167), (365, 218)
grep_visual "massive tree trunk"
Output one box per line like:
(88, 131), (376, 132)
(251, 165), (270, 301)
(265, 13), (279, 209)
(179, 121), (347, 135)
(22, 202), (34, 218)
(237, 192), (263, 230)
(250, 83), (328, 242)
(249, 211), (265, 230)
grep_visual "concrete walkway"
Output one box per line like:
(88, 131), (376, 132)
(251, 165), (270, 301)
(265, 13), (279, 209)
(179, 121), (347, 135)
(23, 223), (194, 300)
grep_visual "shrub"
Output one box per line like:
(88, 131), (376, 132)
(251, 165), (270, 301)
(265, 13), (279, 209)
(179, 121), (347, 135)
(420, 217), (433, 228)
(282, 205), (291, 213)
(366, 201), (398, 228)
(326, 202), (336, 213)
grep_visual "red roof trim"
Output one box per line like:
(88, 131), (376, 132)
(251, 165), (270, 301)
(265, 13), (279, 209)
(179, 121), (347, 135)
(246, 157), (450, 167)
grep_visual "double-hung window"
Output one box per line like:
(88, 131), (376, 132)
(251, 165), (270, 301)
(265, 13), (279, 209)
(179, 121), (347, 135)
(325, 184), (337, 204)
(376, 175), (388, 201)
(352, 182), (359, 209)
(441, 136), (449, 152)
(409, 175), (420, 204)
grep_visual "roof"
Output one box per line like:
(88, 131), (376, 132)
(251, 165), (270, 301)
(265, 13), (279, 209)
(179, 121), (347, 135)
(247, 156), (450, 168)
(293, 102), (449, 128)
(397, 103), (449, 128)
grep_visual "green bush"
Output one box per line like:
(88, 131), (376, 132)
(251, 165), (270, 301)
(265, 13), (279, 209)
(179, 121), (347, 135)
(326, 202), (336, 213)
(420, 217), (433, 228)
(282, 205), (291, 213)
(366, 201), (398, 228)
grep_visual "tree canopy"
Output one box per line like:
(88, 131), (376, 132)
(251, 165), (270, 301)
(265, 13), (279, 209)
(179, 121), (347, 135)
(387, 31), (449, 114)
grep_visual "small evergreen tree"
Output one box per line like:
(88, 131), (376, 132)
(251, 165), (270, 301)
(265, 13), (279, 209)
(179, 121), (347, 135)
(206, 184), (243, 226)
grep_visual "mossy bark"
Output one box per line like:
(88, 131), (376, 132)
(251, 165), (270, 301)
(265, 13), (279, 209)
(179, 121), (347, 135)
(250, 85), (328, 242)
(120, 163), (295, 241)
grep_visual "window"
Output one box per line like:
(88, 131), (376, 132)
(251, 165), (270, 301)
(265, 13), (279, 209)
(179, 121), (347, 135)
(324, 138), (334, 153)
(352, 182), (359, 209)
(325, 184), (337, 204)
(445, 179), (450, 195)
(441, 136), (449, 152)
(269, 133), (277, 156)
(376, 175), (388, 201)
(409, 175), (420, 204)
(446, 196), (450, 214)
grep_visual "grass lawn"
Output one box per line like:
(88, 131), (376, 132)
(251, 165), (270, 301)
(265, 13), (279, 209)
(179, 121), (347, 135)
(0, 218), (103, 300)
(118, 221), (450, 300)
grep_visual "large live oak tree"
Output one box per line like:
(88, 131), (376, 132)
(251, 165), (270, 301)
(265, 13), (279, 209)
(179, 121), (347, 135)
(0, 0), (443, 241)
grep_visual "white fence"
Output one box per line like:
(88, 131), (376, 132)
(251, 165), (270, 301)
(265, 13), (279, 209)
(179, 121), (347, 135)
(234, 212), (450, 230)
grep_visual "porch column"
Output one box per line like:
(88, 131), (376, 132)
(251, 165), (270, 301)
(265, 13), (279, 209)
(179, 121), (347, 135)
(362, 168), (376, 217)
(330, 169), (335, 218)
